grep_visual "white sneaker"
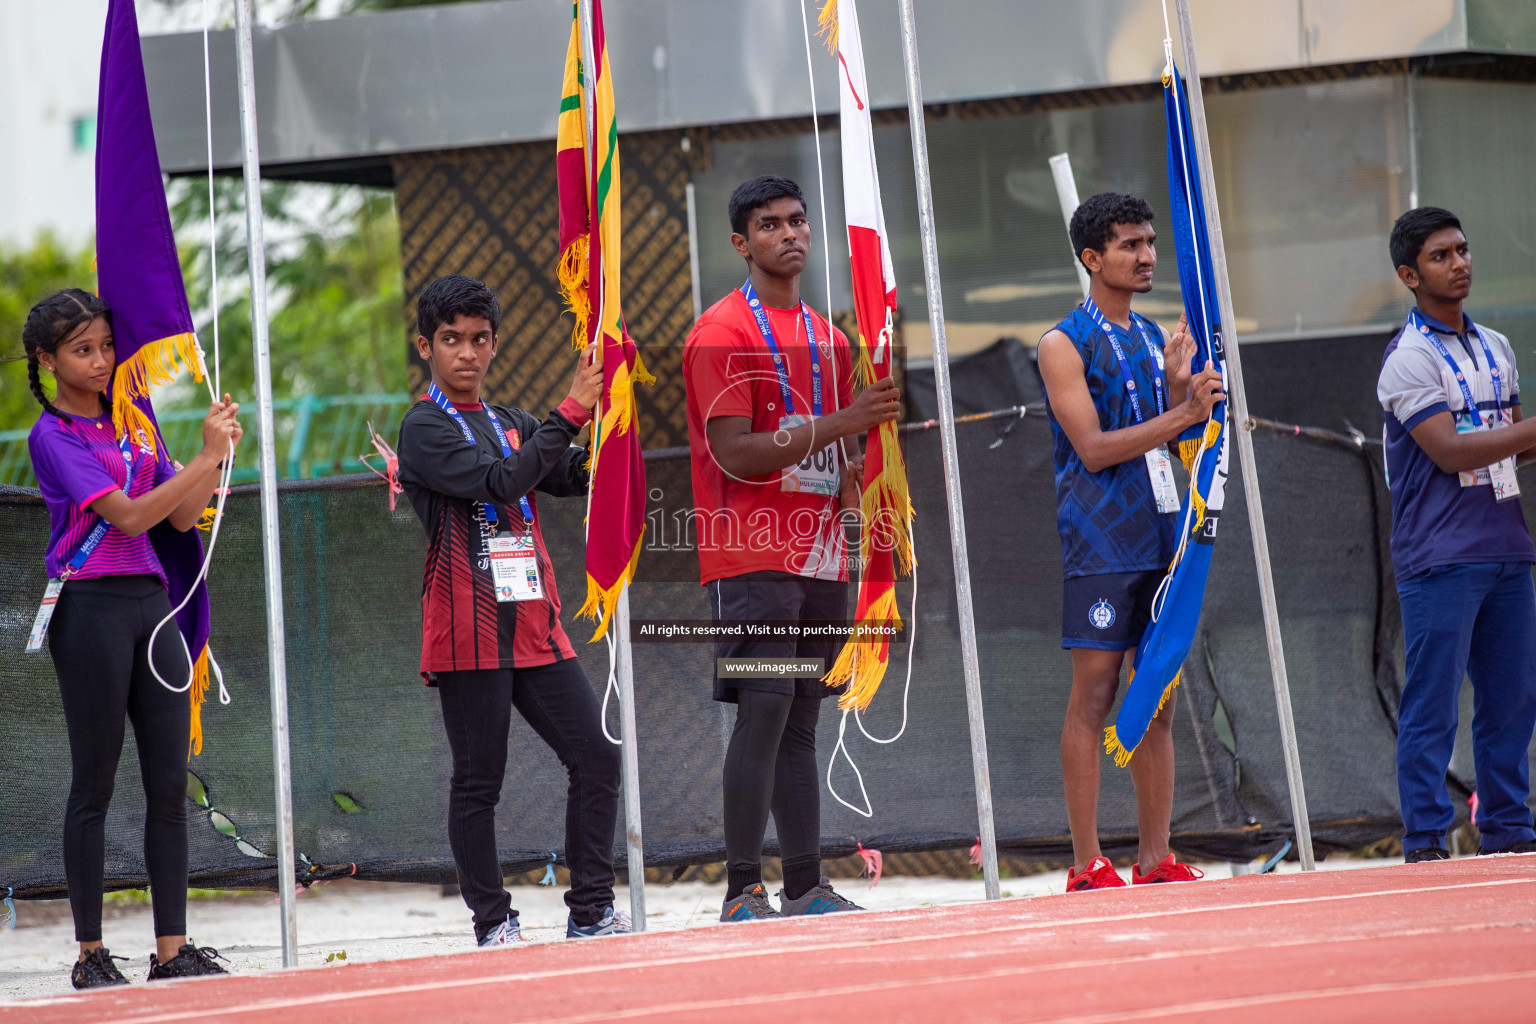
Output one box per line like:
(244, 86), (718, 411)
(567, 906), (632, 938)
(477, 916), (527, 948)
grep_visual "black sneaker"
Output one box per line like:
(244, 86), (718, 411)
(1478, 839), (1536, 856)
(1405, 846), (1450, 863)
(71, 948), (130, 990)
(147, 943), (230, 980)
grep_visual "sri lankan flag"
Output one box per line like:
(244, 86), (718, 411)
(816, 0), (915, 712)
(557, 0), (654, 640)
(97, 0), (218, 753)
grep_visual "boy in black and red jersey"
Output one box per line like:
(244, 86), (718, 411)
(397, 274), (626, 946)
(683, 176), (900, 922)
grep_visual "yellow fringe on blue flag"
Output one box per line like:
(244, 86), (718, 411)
(1102, 669), (1182, 768)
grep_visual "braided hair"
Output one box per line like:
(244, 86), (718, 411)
(21, 289), (112, 424)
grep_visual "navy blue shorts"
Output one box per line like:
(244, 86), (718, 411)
(1062, 570), (1163, 651)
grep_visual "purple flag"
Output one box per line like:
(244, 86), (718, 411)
(96, 0), (217, 754)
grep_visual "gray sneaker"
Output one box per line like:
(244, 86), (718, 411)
(720, 883), (782, 922)
(778, 877), (862, 916)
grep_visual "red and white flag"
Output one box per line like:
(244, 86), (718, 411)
(819, 0), (913, 711)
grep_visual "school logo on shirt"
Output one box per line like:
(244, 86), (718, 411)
(1089, 599), (1116, 630)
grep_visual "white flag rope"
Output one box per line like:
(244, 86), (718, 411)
(147, 0), (235, 703)
(802, 0), (919, 819)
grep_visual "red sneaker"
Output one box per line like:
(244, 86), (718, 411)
(1131, 854), (1205, 884)
(1066, 857), (1127, 892)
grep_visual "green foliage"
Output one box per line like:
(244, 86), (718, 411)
(168, 175), (407, 409)
(0, 234), (96, 432)
(0, 178), (406, 433)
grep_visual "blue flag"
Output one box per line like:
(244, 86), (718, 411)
(1103, 60), (1231, 766)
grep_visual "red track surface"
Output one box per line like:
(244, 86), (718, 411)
(6, 856), (1535, 1024)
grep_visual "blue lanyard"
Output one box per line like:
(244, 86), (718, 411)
(61, 430), (137, 578)
(425, 383), (535, 530)
(1409, 310), (1502, 428)
(1083, 299), (1165, 424)
(741, 280), (823, 418)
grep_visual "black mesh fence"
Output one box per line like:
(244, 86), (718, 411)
(2, 410), (1523, 899)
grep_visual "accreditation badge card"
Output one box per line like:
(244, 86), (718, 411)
(26, 579), (65, 652)
(489, 533), (543, 602)
(1456, 409), (1520, 502)
(1146, 447), (1180, 514)
(1491, 454), (1520, 502)
(779, 414), (840, 496)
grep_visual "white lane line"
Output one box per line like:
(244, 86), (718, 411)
(518, 918), (1536, 1024)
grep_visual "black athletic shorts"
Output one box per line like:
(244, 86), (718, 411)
(1061, 569), (1163, 652)
(707, 570), (849, 703)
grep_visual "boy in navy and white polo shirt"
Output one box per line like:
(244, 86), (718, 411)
(1378, 206), (1536, 861)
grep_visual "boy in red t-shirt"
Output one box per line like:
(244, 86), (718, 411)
(682, 175), (900, 921)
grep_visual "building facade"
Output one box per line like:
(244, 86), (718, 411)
(142, 0), (1536, 445)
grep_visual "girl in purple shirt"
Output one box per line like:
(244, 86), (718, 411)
(23, 290), (242, 989)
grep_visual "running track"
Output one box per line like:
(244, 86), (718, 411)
(6, 856), (1535, 1023)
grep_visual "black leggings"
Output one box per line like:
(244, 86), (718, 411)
(49, 575), (192, 943)
(722, 690), (823, 901)
(435, 659), (620, 939)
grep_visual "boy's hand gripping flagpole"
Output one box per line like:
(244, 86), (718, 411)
(1173, 0), (1314, 869)
(895, 0), (1000, 901)
(233, 0), (301, 960)
(574, 0), (647, 928)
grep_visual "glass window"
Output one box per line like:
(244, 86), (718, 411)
(693, 74), (1415, 360)
(1412, 78), (1536, 378)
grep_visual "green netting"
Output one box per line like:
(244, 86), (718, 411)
(1, 412), (1517, 898)
(0, 394), (413, 488)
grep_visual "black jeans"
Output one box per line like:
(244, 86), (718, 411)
(435, 659), (620, 937)
(49, 575), (192, 942)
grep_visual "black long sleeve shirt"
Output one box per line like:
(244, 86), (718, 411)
(397, 395), (591, 680)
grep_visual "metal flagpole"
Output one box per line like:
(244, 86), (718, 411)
(232, 0), (301, 961)
(1047, 154), (1092, 299)
(1173, 0), (1315, 870)
(614, 587), (645, 928)
(579, 0), (647, 928)
(895, 0), (1000, 901)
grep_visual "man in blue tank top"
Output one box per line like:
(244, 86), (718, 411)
(1038, 192), (1224, 891)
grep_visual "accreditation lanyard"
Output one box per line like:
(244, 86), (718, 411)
(28, 430), (137, 651)
(67, 431), (139, 576)
(1083, 298), (1165, 423)
(1410, 310), (1502, 428)
(425, 383), (534, 530)
(741, 280), (823, 418)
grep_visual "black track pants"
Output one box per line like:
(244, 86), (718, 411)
(49, 574), (192, 943)
(722, 689), (823, 900)
(435, 659), (620, 939)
